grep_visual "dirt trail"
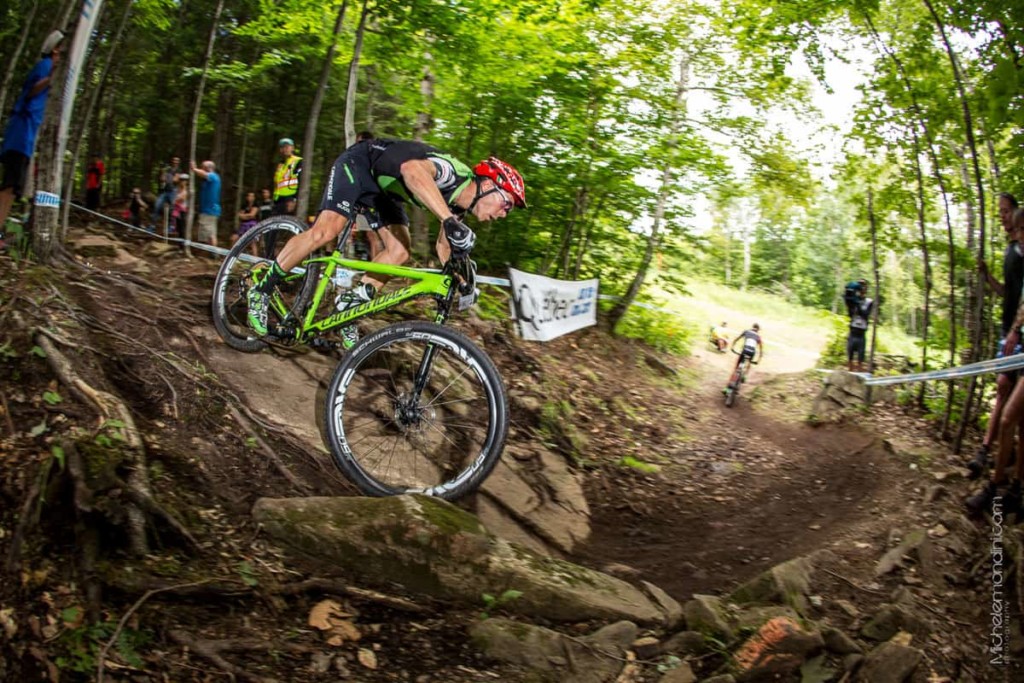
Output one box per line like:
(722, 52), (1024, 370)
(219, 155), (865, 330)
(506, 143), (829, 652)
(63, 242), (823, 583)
(581, 368), (909, 599)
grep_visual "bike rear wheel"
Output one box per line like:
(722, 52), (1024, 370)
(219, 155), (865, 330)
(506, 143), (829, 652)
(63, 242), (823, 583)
(724, 384), (737, 407)
(211, 216), (321, 352)
(322, 321), (508, 500)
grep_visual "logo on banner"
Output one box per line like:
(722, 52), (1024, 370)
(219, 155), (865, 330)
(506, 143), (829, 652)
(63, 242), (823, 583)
(508, 268), (598, 342)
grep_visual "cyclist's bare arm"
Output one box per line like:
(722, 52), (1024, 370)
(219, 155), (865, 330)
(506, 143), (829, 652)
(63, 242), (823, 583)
(400, 159), (460, 262)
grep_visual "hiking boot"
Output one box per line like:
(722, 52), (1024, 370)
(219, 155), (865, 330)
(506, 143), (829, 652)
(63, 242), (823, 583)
(335, 284), (376, 349)
(966, 446), (989, 480)
(965, 481), (1000, 517)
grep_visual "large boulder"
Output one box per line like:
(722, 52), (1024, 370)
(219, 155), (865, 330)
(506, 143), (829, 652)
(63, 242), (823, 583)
(477, 444), (591, 556)
(811, 371), (894, 418)
(855, 642), (922, 683)
(253, 495), (677, 625)
(470, 619), (637, 683)
(727, 550), (836, 615)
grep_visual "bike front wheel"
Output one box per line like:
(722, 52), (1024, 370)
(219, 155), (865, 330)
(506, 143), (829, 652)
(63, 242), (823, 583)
(211, 216), (320, 352)
(323, 322), (509, 500)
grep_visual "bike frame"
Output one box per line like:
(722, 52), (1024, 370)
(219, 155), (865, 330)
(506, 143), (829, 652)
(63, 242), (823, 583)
(272, 253), (456, 343)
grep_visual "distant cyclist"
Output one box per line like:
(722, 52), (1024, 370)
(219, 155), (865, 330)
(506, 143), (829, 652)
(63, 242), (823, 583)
(730, 323), (763, 379)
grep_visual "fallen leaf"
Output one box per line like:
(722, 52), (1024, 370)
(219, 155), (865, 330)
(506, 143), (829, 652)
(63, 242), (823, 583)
(357, 648), (378, 670)
(308, 599), (351, 631)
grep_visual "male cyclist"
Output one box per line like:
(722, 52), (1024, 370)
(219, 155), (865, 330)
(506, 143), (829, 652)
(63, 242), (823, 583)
(246, 139), (526, 343)
(726, 323), (763, 390)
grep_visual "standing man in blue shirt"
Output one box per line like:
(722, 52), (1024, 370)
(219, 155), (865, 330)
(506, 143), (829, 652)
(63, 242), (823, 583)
(0, 30), (64, 240)
(190, 159), (221, 247)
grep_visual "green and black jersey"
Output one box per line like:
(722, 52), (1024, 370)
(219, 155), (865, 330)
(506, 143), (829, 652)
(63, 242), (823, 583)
(319, 139), (475, 226)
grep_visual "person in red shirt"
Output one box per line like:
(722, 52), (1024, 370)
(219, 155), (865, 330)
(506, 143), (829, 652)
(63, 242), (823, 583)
(86, 154), (104, 210)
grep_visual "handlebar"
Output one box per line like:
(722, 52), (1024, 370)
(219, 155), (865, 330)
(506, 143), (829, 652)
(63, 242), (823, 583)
(443, 255), (477, 295)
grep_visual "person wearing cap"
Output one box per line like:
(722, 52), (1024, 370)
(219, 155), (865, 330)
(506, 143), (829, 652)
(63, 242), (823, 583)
(272, 138), (303, 216)
(0, 30), (63, 236)
(246, 138), (526, 345)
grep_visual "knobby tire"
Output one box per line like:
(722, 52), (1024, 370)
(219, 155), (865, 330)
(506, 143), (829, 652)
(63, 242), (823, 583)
(323, 322), (508, 500)
(211, 216), (321, 352)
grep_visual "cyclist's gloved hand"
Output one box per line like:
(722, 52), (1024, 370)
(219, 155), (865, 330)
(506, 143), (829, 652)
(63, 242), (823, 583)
(443, 216), (476, 257)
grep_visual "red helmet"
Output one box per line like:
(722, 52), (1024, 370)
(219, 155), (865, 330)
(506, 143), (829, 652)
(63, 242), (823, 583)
(473, 157), (527, 208)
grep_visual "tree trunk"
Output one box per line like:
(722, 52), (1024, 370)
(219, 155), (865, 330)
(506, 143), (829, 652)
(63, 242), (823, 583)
(867, 189), (881, 375)
(924, 0), (986, 360)
(296, 0), (348, 220)
(33, 0), (108, 260)
(609, 55), (689, 329)
(911, 131), (932, 406)
(233, 100), (251, 222)
(185, 0), (225, 257)
(573, 193), (606, 279)
(61, 0), (133, 241)
(343, 0), (370, 148)
(410, 51), (434, 260)
(0, 0), (40, 122)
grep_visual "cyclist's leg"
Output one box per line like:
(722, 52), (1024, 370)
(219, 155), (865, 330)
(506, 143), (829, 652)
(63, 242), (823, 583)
(360, 194), (410, 290)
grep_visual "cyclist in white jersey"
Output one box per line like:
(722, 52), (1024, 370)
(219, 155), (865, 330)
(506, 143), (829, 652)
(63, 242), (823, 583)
(731, 323), (763, 376)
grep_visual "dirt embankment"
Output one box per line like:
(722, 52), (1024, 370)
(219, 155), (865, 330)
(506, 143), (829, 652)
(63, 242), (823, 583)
(0, 223), (1014, 682)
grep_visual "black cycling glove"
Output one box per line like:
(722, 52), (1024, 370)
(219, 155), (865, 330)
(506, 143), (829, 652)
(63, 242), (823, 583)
(443, 216), (476, 257)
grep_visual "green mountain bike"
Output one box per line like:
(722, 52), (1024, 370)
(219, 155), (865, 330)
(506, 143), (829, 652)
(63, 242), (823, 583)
(211, 215), (509, 500)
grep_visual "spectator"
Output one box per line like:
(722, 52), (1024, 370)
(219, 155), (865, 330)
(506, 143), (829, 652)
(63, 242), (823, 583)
(151, 155), (181, 232)
(711, 321), (729, 352)
(967, 205), (1024, 517)
(272, 138), (302, 215)
(845, 279), (873, 373)
(970, 192), (1024, 478)
(128, 187), (147, 228)
(258, 187), (273, 220)
(190, 160), (221, 247)
(85, 154), (104, 210)
(233, 190), (259, 246)
(0, 30), (63, 236)
(170, 173), (189, 237)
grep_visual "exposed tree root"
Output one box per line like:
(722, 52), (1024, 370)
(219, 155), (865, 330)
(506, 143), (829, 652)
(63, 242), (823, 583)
(226, 404), (311, 493)
(35, 332), (151, 555)
(108, 575), (427, 613)
(168, 629), (315, 683)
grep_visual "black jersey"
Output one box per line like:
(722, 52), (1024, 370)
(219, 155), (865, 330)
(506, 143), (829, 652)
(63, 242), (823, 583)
(361, 139), (475, 208)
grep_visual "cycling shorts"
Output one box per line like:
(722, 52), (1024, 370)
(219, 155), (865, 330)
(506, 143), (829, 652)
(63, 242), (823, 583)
(319, 149), (408, 228)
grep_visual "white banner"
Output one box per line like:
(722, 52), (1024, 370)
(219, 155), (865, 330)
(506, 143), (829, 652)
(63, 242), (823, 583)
(508, 268), (598, 342)
(53, 0), (103, 199)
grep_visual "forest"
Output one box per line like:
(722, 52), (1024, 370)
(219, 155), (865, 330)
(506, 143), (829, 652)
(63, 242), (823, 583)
(3, 0), (1024, 433)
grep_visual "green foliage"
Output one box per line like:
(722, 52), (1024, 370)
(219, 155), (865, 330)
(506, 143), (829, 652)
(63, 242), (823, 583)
(56, 619), (151, 674)
(42, 390), (62, 405)
(618, 455), (661, 473)
(480, 589), (523, 620)
(612, 304), (697, 356)
(237, 560), (259, 587)
(475, 286), (510, 322)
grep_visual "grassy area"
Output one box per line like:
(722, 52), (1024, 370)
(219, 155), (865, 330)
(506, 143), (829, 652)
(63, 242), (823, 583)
(624, 279), (923, 368)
